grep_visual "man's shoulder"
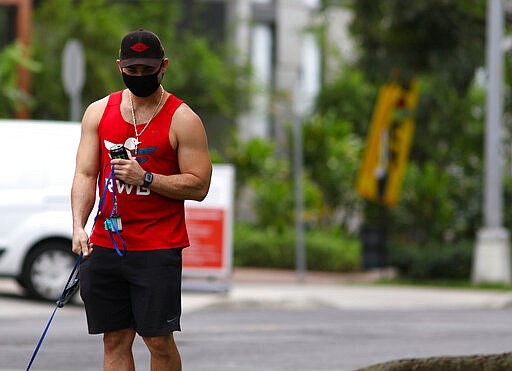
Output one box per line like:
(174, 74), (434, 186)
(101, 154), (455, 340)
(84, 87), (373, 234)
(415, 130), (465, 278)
(88, 94), (110, 110)
(86, 92), (118, 116)
(170, 103), (206, 144)
(82, 94), (112, 126)
(173, 102), (201, 123)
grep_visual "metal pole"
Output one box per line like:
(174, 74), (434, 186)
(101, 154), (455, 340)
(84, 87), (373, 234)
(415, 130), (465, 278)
(71, 93), (81, 122)
(293, 109), (306, 282)
(484, 0), (504, 228)
(293, 69), (306, 282)
(472, 0), (511, 284)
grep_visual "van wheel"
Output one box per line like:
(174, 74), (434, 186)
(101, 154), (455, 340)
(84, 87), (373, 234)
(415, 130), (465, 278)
(22, 240), (77, 302)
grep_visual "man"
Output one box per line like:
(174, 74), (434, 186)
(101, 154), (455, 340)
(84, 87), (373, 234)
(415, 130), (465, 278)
(71, 29), (212, 371)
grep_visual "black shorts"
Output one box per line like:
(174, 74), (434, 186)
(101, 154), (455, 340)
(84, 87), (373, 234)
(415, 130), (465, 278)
(79, 245), (183, 337)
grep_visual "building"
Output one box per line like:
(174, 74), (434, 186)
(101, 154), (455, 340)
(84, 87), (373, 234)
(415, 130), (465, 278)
(227, 0), (352, 142)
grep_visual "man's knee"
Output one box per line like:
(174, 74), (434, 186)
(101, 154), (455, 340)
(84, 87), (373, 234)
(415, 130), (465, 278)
(103, 329), (136, 353)
(143, 334), (176, 356)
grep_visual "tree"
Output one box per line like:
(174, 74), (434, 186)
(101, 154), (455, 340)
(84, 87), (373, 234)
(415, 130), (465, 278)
(313, 0), (489, 247)
(30, 0), (250, 128)
(0, 41), (40, 118)
(349, 0), (486, 92)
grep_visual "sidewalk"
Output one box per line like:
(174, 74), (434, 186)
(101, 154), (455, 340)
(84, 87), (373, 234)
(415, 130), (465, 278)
(1, 269), (512, 318)
(181, 267), (512, 313)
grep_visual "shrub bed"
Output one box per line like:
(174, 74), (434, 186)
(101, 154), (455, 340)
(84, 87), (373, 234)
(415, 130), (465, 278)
(233, 223), (361, 272)
(388, 240), (473, 280)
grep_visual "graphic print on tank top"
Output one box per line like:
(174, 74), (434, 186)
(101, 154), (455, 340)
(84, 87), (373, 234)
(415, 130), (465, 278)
(104, 138), (156, 164)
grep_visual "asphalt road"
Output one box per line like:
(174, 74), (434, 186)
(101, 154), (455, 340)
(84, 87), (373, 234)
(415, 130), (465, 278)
(2, 277), (512, 371)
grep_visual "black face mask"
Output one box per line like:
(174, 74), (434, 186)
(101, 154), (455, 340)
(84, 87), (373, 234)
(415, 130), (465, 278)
(122, 64), (163, 97)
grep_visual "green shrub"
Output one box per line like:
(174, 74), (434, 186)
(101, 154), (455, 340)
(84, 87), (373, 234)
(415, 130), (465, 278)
(234, 223), (361, 272)
(303, 112), (364, 228)
(306, 228), (362, 271)
(0, 41), (41, 117)
(388, 240), (473, 280)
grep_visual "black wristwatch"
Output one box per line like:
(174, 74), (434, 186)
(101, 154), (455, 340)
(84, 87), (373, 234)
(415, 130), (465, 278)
(143, 171), (153, 188)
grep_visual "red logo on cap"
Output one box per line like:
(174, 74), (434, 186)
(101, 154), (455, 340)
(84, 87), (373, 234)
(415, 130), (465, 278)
(130, 42), (150, 53)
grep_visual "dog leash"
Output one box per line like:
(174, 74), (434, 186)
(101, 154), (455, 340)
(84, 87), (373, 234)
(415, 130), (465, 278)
(25, 252), (82, 370)
(26, 164), (127, 370)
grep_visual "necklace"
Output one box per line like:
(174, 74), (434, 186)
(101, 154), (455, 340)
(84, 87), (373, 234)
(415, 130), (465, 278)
(129, 85), (165, 154)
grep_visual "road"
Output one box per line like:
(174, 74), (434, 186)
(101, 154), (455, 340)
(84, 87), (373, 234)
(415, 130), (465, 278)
(2, 274), (512, 371)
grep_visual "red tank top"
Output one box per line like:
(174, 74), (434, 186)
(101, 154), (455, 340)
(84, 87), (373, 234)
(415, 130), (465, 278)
(90, 90), (189, 251)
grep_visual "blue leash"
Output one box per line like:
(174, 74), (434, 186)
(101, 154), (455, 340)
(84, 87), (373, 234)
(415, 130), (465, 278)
(25, 252), (82, 370)
(26, 164), (127, 370)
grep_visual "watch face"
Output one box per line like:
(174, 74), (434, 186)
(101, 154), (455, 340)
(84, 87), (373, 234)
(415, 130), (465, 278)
(144, 172), (153, 186)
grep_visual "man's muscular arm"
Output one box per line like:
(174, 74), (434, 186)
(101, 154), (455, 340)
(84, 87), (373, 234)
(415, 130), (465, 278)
(113, 104), (212, 201)
(71, 98), (106, 257)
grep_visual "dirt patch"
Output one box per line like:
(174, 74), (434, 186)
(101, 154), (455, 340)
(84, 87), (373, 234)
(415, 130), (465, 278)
(358, 352), (512, 371)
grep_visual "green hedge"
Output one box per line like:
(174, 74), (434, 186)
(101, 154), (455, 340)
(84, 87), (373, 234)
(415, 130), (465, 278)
(233, 224), (476, 280)
(233, 223), (361, 272)
(388, 240), (473, 280)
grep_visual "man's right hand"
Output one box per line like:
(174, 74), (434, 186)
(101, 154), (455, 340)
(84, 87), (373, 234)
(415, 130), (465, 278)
(72, 228), (93, 257)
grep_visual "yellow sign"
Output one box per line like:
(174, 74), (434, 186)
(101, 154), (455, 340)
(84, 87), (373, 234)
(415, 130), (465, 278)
(356, 81), (419, 207)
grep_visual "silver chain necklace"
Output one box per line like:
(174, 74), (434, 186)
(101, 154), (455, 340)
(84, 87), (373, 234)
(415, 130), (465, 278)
(129, 85), (165, 154)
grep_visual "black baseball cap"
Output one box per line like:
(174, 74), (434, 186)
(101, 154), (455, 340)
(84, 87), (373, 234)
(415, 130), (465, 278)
(119, 29), (164, 68)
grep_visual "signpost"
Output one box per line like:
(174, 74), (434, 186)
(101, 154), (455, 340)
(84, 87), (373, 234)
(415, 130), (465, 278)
(62, 39), (85, 121)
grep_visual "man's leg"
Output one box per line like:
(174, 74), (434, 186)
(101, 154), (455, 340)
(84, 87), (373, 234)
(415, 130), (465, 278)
(143, 333), (182, 371)
(103, 328), (136, 371)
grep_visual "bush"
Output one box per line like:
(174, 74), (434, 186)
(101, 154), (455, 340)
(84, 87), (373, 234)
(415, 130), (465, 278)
(234, 223), (361, 272)
(303, 112), (364, 228)
(390, 162), (457, 244)
(388, 240), (473, 280)
(0, 41), (41, 117)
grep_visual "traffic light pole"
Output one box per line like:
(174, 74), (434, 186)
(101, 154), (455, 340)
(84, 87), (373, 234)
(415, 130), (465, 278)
(472, 0), (511, 284)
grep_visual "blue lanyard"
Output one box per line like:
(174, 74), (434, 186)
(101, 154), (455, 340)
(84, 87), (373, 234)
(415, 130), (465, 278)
(98, 164), (127, 257)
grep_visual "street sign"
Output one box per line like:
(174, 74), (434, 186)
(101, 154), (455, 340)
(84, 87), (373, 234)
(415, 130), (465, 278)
(183, 164), (235, 282)
(62, 39), (85, 121)
(62, 39), (85, 96)
(357, 81), (418, 207)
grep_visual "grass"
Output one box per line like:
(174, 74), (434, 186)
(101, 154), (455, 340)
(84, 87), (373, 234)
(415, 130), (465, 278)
(374, 277), (512, 291)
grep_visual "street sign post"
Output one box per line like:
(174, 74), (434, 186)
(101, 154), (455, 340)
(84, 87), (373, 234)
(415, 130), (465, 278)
(62, 39), (85, 121)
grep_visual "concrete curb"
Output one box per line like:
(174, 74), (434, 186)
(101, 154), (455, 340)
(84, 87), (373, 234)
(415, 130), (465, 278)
(181, 268), (512, 313)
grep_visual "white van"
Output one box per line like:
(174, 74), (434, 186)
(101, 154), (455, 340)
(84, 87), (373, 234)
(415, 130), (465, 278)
(0, 119), (82, 301)
(0, 120), (234, 300)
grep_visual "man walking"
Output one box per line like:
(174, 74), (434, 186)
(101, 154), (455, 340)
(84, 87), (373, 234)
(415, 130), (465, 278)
(71, 29), (212, 370)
